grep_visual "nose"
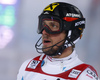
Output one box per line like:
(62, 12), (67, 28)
(42, 29), (49, 35)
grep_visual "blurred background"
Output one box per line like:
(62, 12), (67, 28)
(0, 0), (100, 80)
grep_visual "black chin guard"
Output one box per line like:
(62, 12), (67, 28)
(35, 36), (74, 56)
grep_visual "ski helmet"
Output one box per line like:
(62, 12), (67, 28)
(35, 2), (85, 56)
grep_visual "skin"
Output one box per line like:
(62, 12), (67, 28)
(42, 29), (73, 58)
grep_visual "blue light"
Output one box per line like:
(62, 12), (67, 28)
(0, 6), (16, 27)
(0, 0), (18, 49)
(0, 5), (2, 11)
(5, 6), (15, 15)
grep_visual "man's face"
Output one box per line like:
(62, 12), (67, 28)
(42, 28), (66, 56)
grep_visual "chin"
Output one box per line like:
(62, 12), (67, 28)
(42, 47), (58, 56)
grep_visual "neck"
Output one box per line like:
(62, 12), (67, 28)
(52, 46), (73, 58)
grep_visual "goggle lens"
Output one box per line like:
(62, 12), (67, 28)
(38, 15), (63, 34)
(42, 20), (60, 32)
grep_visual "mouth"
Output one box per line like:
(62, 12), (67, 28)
(43, 39), (51, 45)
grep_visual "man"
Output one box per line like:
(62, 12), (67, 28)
(17, 2), (100, 80)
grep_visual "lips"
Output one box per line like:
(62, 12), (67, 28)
(43, 39), (51, 45)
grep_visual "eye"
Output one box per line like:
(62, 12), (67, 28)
(53, 25), (57, 28)
(50, 23), (58, 28)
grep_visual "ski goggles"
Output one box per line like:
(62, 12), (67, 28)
(38, 15), (64, 34)
(37, 15), (85, 34)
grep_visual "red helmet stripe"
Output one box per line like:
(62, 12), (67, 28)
(63, 17), (78, 22)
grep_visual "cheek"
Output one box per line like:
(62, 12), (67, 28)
(52, 35), (65, 45)
(50, 32), (66, 45)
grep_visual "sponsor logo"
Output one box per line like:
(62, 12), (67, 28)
(62, 67), (68, 72)
(66, 13), (81, 18)
(44, 3), (59, 11)
(86, 74), (93, 79)
(87, 70), (98, 80)
(21, 77), (24, 80)
(41, 60), (45, 67)
(68, 69), (81, 78)
(75, 20), (85, 26)
(28, 60), (40, 69)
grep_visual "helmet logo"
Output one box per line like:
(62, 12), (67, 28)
(44, 3), (59, 11)
(66, 13), (81, 18)
(75, 20), (85, 26)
